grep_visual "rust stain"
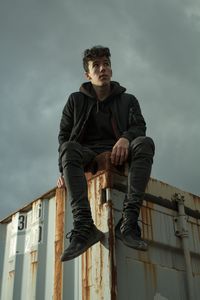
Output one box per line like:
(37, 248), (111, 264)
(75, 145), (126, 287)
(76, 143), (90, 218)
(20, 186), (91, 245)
(190, 220), (200, 252)
(83, 153), (124, 300)
(104, 171), (114, 189)
(94, 243), (104, 300)
(30, 250), (38, 286)
(85, 152), (125, 188)
(107, 200), (117, 300)
(146, 201), (154, 210)
(54, 188), (65, 300)
(85, 152), (112, 181)
(99, 242), (104, 297)
(141, 204), (153, 241)
(83, 179), (106, 299)
(31, 261), (37, 278)
(30, 250), (37, 262)
(143, 261), (157, 291)
(191, 194), (200, 211)
(82, 249), (91, 300)
(148, 206), (154, 241)
(82, 174), (118, 299)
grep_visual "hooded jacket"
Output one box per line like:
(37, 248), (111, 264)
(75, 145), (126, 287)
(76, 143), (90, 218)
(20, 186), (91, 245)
(58, 81), (146, 173)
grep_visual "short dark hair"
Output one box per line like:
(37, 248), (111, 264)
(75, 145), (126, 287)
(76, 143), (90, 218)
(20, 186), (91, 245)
(83, 45), (111, 72)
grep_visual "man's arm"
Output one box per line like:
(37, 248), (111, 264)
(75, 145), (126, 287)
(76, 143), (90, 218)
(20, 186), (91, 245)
(121, 96), (146, 142)
(58, 96), (74, 174)
(58, 96), (74, 147)
(111, 96), (146, 166)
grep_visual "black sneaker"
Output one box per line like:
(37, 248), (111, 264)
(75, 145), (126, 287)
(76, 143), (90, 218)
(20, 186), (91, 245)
(115, 219), (148, 251)
(61, 224), (104, 262)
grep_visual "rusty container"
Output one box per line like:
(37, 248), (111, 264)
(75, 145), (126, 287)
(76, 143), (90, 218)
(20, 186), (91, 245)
(0, 153), (200, 300)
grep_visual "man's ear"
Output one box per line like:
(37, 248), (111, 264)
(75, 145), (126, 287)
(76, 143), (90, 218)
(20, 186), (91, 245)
(85, 72), (91, 80)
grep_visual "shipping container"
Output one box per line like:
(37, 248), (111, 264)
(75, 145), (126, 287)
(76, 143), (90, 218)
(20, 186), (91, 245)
(0, 152), (200, 300)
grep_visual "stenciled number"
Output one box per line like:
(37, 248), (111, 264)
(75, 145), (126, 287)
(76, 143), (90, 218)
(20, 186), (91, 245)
(38, 225), (42, 243)
(18, 215), (27, 231)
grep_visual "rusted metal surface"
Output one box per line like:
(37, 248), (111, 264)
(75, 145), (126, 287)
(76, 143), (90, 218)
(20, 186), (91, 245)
(85, 152), (200, 300)
(107, 199), (117, 300)
(113, 187), (200, 299)
(141, 201), (154, 242)
(146, 178), (200, 212)
(85, 151), (127, 184)
(54, 188), (65, 300)
(1, 152), (200, 299)
(0, 192), (58, 300)
(82, 176), (117, 300)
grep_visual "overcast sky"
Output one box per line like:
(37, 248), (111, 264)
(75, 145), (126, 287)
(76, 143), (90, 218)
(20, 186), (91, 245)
(1, 0), (200, 220)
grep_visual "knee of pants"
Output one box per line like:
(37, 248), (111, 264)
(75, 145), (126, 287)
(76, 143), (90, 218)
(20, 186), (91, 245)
(60, 141), (83, 163)
(130, 136), (155, 156)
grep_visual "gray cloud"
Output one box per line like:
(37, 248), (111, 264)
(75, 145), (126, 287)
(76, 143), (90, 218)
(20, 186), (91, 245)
(1, 0), (200, 219)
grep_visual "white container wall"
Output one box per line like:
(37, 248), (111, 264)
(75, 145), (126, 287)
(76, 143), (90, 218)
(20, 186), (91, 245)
(0, 153), (200, 300)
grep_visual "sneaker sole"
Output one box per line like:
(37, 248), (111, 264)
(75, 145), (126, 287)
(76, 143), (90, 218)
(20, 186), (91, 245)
(61, 230), (104, 262)
(122, 239), (148, 251)
(115, 226), (148, 251)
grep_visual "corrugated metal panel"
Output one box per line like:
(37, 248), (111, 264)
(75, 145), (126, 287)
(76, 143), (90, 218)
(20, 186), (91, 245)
(0, 198), (57, 300)
(1, 156), (200, 300)
(0, 223), (7, 299)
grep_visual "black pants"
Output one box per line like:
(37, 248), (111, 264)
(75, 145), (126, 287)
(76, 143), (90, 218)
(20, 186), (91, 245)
(60, 137), (155, 228)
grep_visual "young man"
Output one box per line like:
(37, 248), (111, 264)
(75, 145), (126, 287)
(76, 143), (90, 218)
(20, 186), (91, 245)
(57, 46), (155, 262)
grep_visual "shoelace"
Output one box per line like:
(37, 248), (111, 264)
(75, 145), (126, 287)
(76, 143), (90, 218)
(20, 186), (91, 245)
(66, 227), (91, 242)
(66, 229), (78, 241)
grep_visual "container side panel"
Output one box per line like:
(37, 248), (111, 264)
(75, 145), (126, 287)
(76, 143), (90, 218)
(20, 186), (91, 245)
(13, 218), (27, 300)
(1, 176), (200, 300)
(35, 199), (50, 300)
(111, 186), (200, 300)
(0, 224), (7, 298)
(44, 197), (56, 300)
(82, 175), (116, 300)
(21, 210), (36, 300)
(54, 188), (65, 300)
(62, 192), (76, 300)
(188, 218), (200, 254)
(146, 178), (200, 212)
(21, 199), (48, 300)
(1, 214), (19, 300)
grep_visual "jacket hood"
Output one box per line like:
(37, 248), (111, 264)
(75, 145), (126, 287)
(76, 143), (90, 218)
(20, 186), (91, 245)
(79, 81), (126, 101)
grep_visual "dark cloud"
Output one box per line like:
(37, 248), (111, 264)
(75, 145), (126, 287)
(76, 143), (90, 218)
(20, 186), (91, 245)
(1, 0), (200, 219)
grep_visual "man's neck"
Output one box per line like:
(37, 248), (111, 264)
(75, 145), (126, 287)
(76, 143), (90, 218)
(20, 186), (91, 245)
(92, 84), (111, 101)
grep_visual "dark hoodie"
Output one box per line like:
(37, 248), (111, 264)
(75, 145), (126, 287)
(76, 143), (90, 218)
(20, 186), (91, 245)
(80, 81), (125, 152)
(58, 81), (146, 173)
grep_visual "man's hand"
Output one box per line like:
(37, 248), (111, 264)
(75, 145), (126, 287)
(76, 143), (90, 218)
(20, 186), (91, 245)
(111, 137), (129, 166)
(57, 176), (66, 188)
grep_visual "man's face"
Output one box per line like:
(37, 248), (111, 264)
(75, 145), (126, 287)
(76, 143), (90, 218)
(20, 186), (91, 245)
(85, 56), (112, 86)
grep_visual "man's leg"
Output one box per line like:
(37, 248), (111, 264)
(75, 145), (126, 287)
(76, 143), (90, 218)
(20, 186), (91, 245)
(60, 141), (104, 261)
(117, 136), (155, 250)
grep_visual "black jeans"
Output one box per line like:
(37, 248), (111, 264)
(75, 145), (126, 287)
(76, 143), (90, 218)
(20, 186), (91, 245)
(122, 137), (155, 232)
(60, 137), (155, 229)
